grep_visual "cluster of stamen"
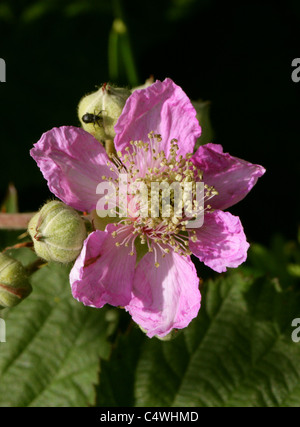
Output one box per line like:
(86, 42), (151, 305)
(101, 132), (218, 267)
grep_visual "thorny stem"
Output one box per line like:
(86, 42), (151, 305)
(0, 213), (35, 230)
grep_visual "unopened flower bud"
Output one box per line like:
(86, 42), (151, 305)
(0, 253), (32, 309)
(28, 200), (87, 264)
(78, 83), (131, 142)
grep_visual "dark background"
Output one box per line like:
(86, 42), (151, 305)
(0, 0), (299, 245)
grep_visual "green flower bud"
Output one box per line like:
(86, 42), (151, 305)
(78, 83), (131, 142)
(0, 253), (32, 309)
(28, 201), (87, 264)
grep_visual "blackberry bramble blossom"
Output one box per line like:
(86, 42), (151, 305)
(30, 78), (265, 338)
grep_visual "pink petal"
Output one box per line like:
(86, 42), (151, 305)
(189, 210), (249, 273)
(30, 126), (117, 212)
(114, 78), (201, 160)
(126, 249), (200, 338)
(70, 224), (136, 308)
(192, 143), (266, 210)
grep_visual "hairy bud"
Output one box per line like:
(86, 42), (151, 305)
(78, 83), (131, 142)
(0, 253), (32, 309)
(28, 200), (87, 264)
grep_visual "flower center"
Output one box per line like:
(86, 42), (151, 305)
(102, 132), (218, 266)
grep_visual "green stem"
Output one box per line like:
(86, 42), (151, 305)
(108, 0), (139, 86)
(120, 28), (139, 87)
(108, 27), (120, 82)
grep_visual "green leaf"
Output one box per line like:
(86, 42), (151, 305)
(96, 324), (146, 407)
(192, 100), (214, 149)
(240, 234), (300, 286)
(132, 272), (300, 407)
(0, 230), (26, 251)
(0, 261), (111, 407)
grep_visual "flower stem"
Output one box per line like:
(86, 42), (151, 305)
(0, 213), (35, 230)
(2, 241), (33, 253)
(108, 0), (139, 86)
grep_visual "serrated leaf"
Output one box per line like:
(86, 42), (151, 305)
(133, 272), (300, 407)
(0, 261), (111, 407)
(96, 325), (146, 407)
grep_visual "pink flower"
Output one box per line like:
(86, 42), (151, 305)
(30, 78), (265, 338)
